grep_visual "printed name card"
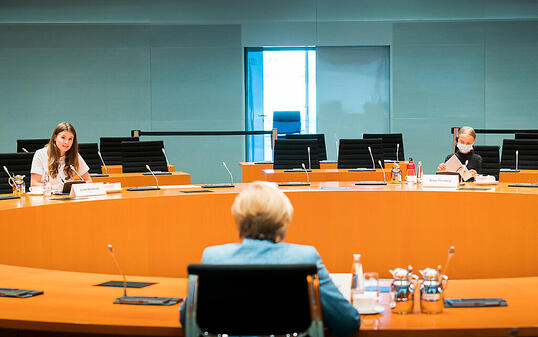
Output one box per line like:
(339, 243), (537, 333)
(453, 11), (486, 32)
(422, 174), (459, 188)
(70, 182), (107, 198)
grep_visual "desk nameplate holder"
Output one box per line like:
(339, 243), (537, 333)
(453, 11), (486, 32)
(508, 183), (538, 188)
(181, 190), (213, 193)
(422, 174), (459, 188)
(500, 168), (520, 173)
(254, 161), (273, 165)
(127, 186), (160, 191)
(444, 298), (507, 308)
(355, 181), (387, 186)
(114, 296), (182, 306)
(0, 288), (43, 298)
(142, 172), (172, 176)
(70, 182), (107, 198)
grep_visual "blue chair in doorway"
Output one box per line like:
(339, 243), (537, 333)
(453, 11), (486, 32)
(273, 111), (301, 136)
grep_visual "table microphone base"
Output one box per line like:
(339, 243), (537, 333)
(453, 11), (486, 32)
(142, 172), (172, 175)
(90, 173), (109, 177)
(127, 186), (160, 191)
(500, 169), (520, 173)
(278, 182), (310, 187)
(348, 168), (376, 172)
(0, 288), (43, 298)
(355, 181), (387, 185)
(114, 296), (182, 306)
(202, 183), (235, 188)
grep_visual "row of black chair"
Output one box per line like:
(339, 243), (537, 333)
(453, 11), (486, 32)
(274, 134), (405, 170)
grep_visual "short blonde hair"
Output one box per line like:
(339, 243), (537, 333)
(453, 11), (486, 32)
(459, 126), (476, 140)
(231, 181), (293, 242)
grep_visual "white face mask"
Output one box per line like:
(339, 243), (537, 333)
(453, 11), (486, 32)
(457, 143), (473, 153)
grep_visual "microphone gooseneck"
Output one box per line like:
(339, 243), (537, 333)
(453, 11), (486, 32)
(107, 244), (128, 297)
(97, 151), (108, 175)
(378, 160), (386, 183)
(222, 161), (234, 185)
(145, 165), (159, 188)
(516, 150), (519, 171)
(307, 147), (311, 171)
(301, 163), (310, 185)
(442, 246), (456, 275)
(3, 166), (13, 180)
(22, 148), (29, 153)
(396, 143), (400, 161)
(69, 165), (85, 181)
(162, 148), (170, 170)
(368, 146), (375, 169)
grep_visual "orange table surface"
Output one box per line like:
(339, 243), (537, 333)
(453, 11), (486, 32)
(1, 182), (537, 280)
(1, 264), (537, 337)
(91, 171), (190, 187)
(499, 170), (538, 184)
(102, 165), (176, 174)
(240, 161), (409, 183)
(239, 161), (338, 182)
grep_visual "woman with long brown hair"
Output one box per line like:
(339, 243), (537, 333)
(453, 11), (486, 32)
(30, 122), (92, 187)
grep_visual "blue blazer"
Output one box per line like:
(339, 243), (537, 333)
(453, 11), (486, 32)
(180, 238), (360, 337)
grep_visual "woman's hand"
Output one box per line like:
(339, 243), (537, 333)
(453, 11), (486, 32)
(437, 163), (447, 172)
(469, 169), (478, 177)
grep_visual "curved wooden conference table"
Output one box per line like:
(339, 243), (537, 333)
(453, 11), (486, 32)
(1, 264), (538, 337)
(0, 182), (537, 280)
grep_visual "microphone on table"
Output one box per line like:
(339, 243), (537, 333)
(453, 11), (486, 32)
(442, 246), (456, 275)
(107, 244), (127, 297)
(368, 146), (375, 169)
(396, 143), (400, 161)
(301, 163), (310, 185)
(516, 150), (519, 171)
(104, 244), (182, 305)
(335, 140), (339, 161)
(222, 161), (234, 186)
(146, 165), (160, 188)
(21, 148), (29, 153)
(98, 151), (108, 175)
(378, 160), (386, 183)
(307, 146), (312, 171)
(70, 165), (86, 182)
(201, 162), (235, 188)
(162, 148), (170, 171)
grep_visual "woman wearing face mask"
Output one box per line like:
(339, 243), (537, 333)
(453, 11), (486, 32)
(30, 122), (92, 188)
(437, 126), (482, 178)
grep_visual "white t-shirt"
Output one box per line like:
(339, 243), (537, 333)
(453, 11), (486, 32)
(31, 147), (90, 185)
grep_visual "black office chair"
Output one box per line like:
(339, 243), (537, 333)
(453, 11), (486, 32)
(473, 145), (500, 179)
(273, 139), (320, 170)
(121, 140), (168, 173)
(185, 264), (323, 337)
(500, 139), (538, 170)
(0, 152), (34, 194)
(338, 138), (385, 169)
(78, 143), (102, 175)
(363, 133), (404, 161)
(286, 134), (327, 161)
(515, 133), (538, 140)
(99, 137), (139, 165)
(16, 139), (48, 153)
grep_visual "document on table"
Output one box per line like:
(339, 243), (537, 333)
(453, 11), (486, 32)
(445, 155), (473, 181)
(330, 273), (352, 300)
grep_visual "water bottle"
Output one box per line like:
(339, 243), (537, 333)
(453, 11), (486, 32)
(351, 254), (365, 297)
(43, 173), (52, 197)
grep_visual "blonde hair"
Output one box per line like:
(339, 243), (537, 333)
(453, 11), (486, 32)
(458, 126), (476, 140)
(231, 181), (293, 242)
(47, 122), (79, 179)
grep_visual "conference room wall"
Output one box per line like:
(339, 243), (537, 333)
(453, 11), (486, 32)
(0, 24), (243, 184)
(392, 21), (538, 172)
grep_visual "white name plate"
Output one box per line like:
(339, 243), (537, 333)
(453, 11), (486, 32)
(70, 182), (107, 198)
(422, 174), (459, 188)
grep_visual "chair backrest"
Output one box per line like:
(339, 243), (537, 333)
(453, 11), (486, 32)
(185, 264), (322, 337)
(77, 143), (101, 174)
(0, 152), (34, 194)
(273, 111), (301, 135)
(121, 140), (168, 173)
(500, 139), (538, 170)
(285, 134), (327, 161)
(16, 139), (49, 153)
(473, 145), (500, 179)
(273, 139), (320, 170)
(338, 138), (385, 169)
(99, 137), (139, 165)
(515, 133), (538, 140)
(363, 133), (404, 161)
